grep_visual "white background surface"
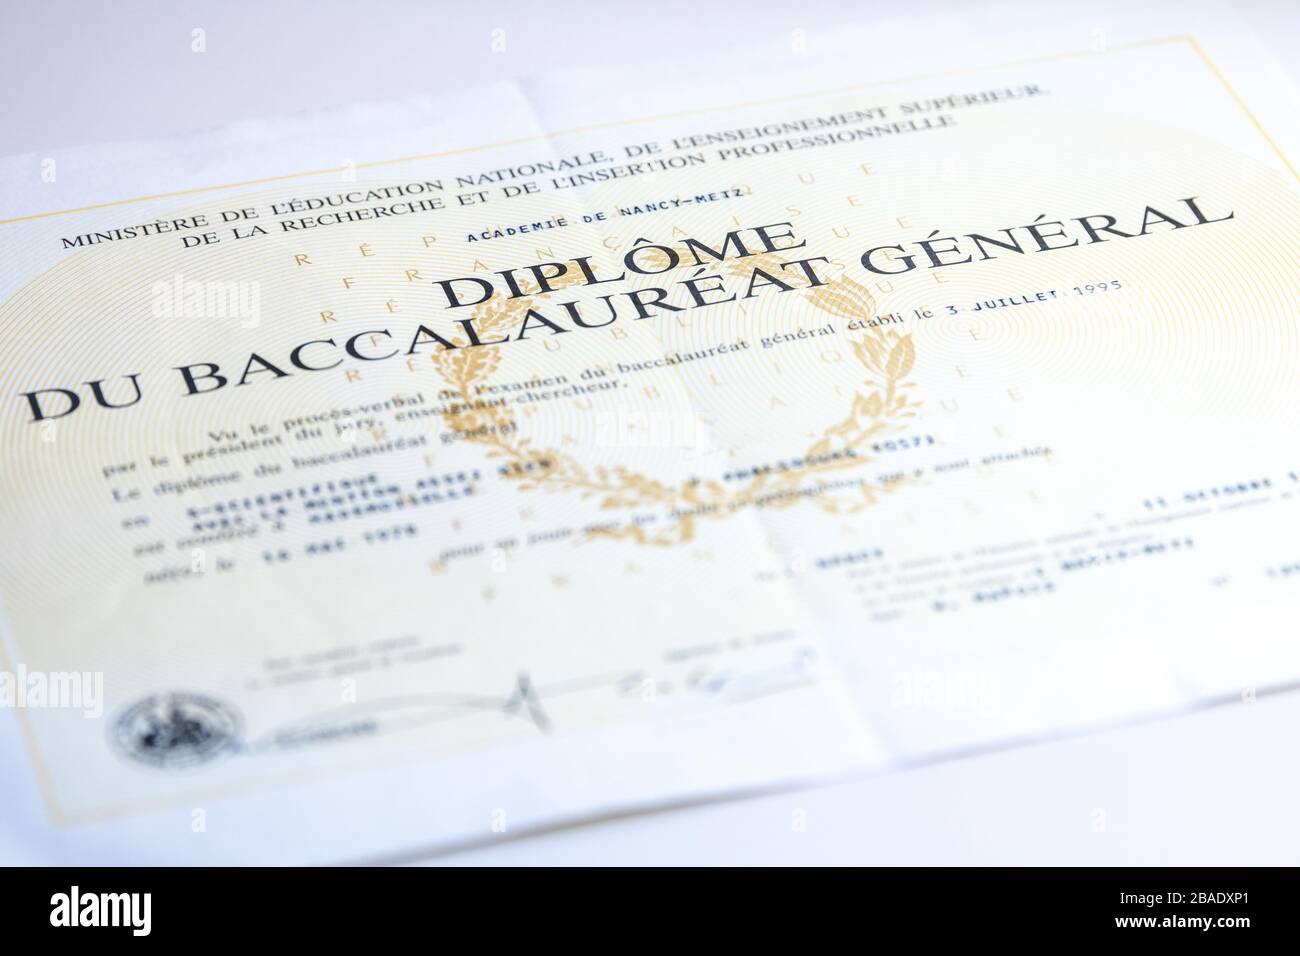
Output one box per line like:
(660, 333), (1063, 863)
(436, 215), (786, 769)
(2, 0), (1298, 865)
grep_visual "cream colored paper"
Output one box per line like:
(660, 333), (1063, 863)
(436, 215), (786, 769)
(1, 5), (1297, 863)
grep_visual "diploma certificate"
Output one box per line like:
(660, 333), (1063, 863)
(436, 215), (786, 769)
(1, 3), (1297, 863)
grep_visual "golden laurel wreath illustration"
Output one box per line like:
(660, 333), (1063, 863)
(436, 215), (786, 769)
(429, 253), (919, 546)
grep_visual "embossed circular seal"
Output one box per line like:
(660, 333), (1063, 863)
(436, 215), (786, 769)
(113, 692), (241, 769)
